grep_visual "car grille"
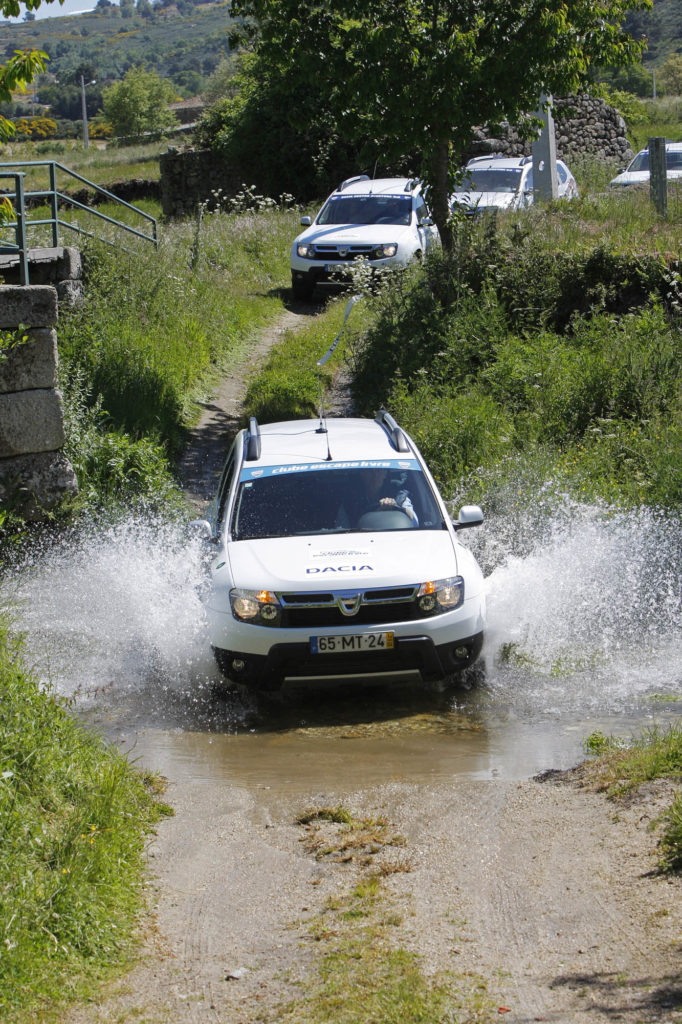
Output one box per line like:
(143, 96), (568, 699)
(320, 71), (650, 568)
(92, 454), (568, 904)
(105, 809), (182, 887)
(278, 585), (423, 628)
(309, 244), (380, 262)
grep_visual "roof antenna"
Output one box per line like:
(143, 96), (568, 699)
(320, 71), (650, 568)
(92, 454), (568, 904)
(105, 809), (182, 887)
(372, 159), (378, 180)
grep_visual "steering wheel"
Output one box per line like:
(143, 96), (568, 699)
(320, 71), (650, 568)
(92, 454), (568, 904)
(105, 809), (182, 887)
(369, 501), (413, 518)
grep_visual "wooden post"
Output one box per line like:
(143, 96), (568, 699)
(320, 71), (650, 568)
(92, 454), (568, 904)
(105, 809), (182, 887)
(649, 136), (667, 218)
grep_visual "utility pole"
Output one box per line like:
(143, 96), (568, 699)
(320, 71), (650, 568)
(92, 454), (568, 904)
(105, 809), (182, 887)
(81, 75), (89, 150)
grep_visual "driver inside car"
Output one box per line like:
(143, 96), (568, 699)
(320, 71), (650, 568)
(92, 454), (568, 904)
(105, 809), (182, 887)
(335, 468), (418, 528)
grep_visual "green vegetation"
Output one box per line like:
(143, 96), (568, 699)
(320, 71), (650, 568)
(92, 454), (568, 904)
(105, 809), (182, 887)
(57, 202), (299, 507)
(101, 66), (177, 139)
(0, 619), (170, 1022)
(281, 805), (494, 1023)
(583, 724), (682, 872)
(0, 1), (236, 99)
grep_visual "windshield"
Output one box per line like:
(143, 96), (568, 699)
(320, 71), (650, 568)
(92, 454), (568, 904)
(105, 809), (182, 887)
(628, 151), (650, 172)
(317, 194), (413, 226)
(231, 463), (445, 540)
(454, 168), (523, 194)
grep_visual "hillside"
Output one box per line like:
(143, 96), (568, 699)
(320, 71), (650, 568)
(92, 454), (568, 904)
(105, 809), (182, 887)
(625, 0), (682, 65)
(0, 0), (236, 97)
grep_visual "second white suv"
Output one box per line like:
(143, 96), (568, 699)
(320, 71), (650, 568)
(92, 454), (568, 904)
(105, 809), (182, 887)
(451, 155), (579, 215)
(290, 176), (439, 300)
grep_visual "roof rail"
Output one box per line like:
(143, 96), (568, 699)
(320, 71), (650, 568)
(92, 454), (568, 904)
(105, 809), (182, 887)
(338, 174), (370, 191)
(375, 409), (410, 453)
(404, 178), (418, 192)
(245, 416), (261, 461)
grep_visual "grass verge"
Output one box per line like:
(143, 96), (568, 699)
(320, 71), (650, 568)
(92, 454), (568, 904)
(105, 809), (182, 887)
(0, 618), (171, 1024)
(583, 724), (682, 872)
(275, 804), (494, 1024)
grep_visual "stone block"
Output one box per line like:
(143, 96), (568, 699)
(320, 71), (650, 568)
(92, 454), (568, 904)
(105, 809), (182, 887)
(0, 329), (58, 393)
(0, 286), (58, 328)
(0, 388), (65, 457)
(0, 450), (78, 519)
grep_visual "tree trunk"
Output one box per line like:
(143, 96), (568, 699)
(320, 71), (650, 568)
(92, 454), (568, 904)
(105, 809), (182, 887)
(429, 136), (454, 254)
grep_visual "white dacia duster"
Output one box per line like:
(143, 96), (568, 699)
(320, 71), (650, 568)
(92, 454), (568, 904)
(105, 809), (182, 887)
(196, 412), (485, 691)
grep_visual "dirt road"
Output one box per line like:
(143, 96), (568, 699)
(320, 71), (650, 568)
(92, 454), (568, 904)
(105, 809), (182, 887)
(66, 310), (681, 1024)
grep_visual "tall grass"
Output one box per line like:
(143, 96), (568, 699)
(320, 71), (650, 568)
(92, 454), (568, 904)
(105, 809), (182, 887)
(57, 204), (300, 503)
(0, 619), (170, 1022)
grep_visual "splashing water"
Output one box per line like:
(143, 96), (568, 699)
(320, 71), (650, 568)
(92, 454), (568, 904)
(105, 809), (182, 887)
(4, 516), (217, 705)
(2, 501), (681, 729)
(468, 498), (682, 717)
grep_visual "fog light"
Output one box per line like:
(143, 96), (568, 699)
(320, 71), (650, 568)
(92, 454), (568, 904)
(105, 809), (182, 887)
(232, 658), (245, 672)
(454, 646), (469, 659)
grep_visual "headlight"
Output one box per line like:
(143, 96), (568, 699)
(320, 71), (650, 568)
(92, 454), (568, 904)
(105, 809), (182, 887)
(297, 243), (314, 258)
(230, 588), (282, 627)
(416, 577), (464, 615)
(374, 243), (398, 259)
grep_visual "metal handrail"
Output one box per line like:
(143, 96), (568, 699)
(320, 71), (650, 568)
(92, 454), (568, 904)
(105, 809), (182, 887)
(0, 172), (29, 285)
(0, 160), (158, 283)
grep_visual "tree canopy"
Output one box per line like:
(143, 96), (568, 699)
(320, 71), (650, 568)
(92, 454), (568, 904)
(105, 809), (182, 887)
(231, 0), (651, 249)
(102, 66), (177, 139)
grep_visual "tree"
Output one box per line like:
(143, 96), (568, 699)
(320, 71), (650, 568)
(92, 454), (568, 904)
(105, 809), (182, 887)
(658, 54), (682, 96)
(231, 0), (651, 251)
(102, 66), (177, 138)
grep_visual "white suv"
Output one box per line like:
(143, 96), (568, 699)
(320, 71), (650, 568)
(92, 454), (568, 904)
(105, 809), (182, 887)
(195, 413), (485, 692)
(290, 176), (439, 300)
(451, 155), (579, 214)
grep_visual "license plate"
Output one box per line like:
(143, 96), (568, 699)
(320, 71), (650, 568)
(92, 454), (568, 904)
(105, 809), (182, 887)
(310, 632), (394, 654)
(325, 262), (346, 272)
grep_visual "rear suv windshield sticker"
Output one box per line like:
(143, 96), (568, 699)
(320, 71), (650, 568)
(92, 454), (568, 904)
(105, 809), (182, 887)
(240, 459), (419, 481)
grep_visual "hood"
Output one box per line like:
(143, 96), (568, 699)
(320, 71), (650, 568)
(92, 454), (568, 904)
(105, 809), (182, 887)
(452, 191), (519, 212)
(295, 223), (414, 246)
(610, 169), (682, 187)
(227, 531), (458, 591)
(610, 171), (649, 186)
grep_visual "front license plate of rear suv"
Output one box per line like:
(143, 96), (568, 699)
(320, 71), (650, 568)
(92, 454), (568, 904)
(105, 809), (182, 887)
(325, 262), (346, 272)
(310, 632), (394, 654)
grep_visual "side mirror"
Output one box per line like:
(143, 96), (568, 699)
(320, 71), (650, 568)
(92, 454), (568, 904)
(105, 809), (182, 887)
(453, 505), (484, 531)
(419, 216), (433, 226)
(300, 215), (312, 226)
(187, 519), (214, 542)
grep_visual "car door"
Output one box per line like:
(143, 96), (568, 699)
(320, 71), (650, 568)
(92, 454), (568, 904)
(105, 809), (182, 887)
(415, 196), (438, 251)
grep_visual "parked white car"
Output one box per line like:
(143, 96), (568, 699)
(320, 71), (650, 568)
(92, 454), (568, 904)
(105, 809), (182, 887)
(290, 176), (439, 300)
(194, 412), (485, 692)
(609, 141), (682, 187)
(451, 155), (579, 215)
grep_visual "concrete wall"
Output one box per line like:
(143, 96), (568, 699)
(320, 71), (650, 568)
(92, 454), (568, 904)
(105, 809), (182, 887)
(0, 280), (78, 519)
(160, 94), (633, 218)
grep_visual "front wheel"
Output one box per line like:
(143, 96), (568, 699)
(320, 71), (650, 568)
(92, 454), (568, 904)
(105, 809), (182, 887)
(291, 274), (315, 301)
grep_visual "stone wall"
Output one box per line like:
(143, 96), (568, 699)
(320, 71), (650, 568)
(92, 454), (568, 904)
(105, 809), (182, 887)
(463, 93), (633, 167)
(0, 284), (78, 519)
(160, 147), (246, 219)
(160, 94), (634, 218)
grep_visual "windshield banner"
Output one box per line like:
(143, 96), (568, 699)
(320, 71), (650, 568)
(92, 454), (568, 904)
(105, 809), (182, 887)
(239, 459), (419, 482)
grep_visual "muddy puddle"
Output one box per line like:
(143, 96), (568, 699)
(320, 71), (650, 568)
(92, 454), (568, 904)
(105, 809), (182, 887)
(5, 499), (681, 793)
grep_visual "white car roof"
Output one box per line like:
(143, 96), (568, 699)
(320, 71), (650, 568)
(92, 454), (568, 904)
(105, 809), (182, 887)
(331, 177), (420, 197)
(246, 418), (416, 468)
(465, 156), (531, 170)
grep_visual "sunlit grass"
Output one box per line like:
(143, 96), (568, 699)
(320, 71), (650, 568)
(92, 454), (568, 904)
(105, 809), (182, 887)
(0, 619), (171, 1023)
(583, 724), (682, 873)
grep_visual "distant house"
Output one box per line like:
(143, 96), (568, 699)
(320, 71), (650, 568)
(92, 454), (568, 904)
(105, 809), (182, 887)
(168, 96), (205, 126)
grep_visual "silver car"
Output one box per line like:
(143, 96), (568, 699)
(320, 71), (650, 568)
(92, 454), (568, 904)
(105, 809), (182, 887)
(610, 141), (682, 187)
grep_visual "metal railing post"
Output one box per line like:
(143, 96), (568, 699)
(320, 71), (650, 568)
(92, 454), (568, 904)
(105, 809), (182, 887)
(13, 172), (29, 285)
(49, 162), (59, 246)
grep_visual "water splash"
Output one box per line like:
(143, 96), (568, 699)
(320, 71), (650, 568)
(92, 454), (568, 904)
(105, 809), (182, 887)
(4, 516), (217, 705)
(467, 498), (682, 716)
(2, 500), (681, 727)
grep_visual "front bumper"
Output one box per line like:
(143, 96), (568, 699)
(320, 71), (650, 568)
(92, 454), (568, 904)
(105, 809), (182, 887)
(213, 632), (484, 690)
